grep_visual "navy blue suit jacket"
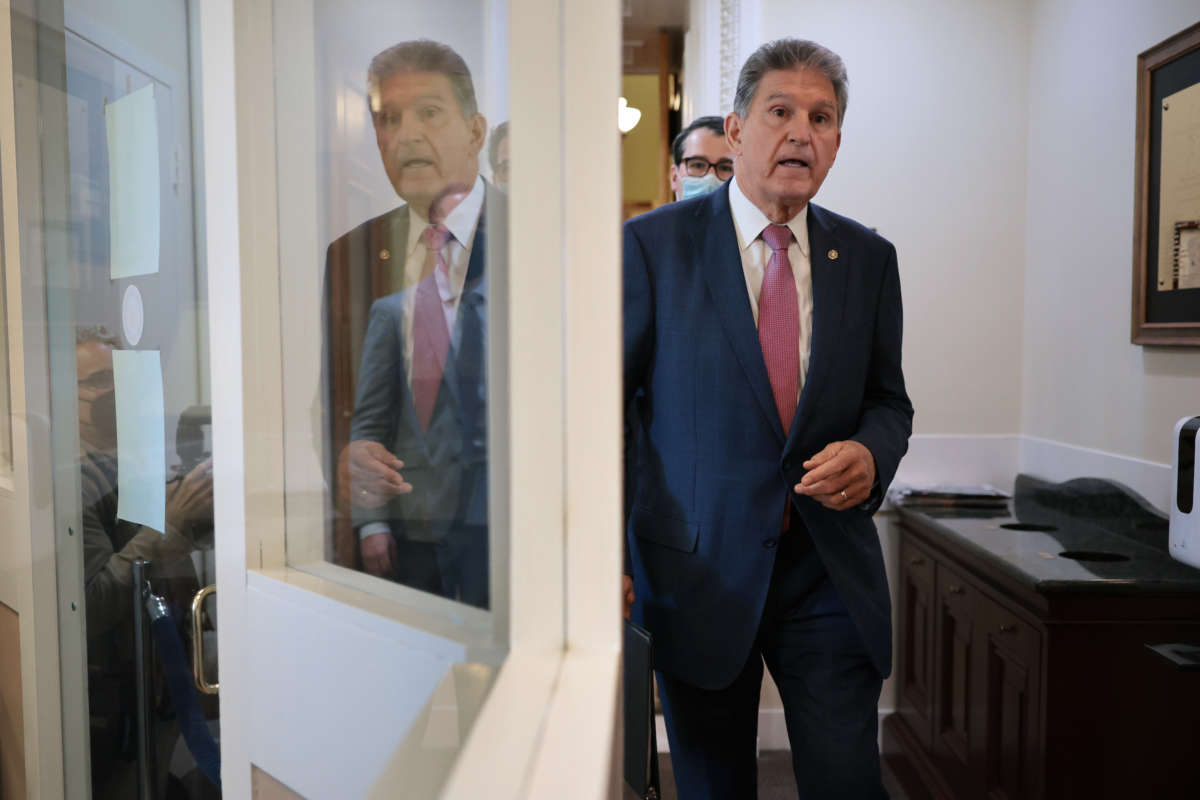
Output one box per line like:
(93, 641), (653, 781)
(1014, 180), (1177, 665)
(623, 183), (912, 690)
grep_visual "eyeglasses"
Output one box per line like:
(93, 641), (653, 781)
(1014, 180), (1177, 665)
(681, 157), (734, 180)
(78, 369), (114, 393)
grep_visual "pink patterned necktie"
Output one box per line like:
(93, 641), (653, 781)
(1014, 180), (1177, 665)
(758, 224), (799, 435)
(412, 224), (453, 431)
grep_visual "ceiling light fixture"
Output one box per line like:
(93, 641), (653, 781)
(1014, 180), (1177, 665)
(618, 96), (642, 134)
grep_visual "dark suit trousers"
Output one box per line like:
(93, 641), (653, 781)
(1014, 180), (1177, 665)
(656, 518), (886, 799)
(390, 524), (489, 610)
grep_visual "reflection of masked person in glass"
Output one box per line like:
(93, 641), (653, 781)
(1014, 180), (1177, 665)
(77, 328), (214, 797)
(328, 40), (497, 608)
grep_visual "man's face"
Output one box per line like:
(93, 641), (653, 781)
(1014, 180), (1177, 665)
(373, 71), (486, 218)
(726, 67), (841, 220)
(670, 128), (734, 201)
(77, 341), (116, 451)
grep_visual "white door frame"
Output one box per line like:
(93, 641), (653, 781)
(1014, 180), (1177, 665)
(1, 1), (72, 797)
(200, 0), (622, 796)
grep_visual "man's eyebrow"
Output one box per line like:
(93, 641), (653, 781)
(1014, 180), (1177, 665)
(377, 93), (448, 109)
(763, 92), (835, 110)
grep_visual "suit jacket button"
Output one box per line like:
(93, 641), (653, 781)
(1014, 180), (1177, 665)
(762, 537), (778, 549)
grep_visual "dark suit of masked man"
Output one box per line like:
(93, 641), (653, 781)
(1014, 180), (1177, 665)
(623, 39), (912, 798)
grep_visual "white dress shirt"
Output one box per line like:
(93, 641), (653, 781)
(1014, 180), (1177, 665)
(727, 176), (814, 400)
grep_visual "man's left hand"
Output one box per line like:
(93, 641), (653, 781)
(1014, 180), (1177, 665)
(794, 440), (876, 511)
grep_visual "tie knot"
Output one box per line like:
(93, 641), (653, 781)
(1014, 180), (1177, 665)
(422, 223), (452, 252)
(762, 224), (792, 253)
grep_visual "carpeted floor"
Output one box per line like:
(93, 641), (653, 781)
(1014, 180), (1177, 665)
(623, 750), (926, 799)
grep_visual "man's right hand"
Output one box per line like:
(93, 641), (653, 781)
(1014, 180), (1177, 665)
(346, 440), (412, 509)
(361, 531), (397, 577)
(165, 457), (214, 537)
(622, 574), (635, 620)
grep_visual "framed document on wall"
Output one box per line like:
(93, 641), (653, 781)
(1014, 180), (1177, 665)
(1133, 20), (1200, 346)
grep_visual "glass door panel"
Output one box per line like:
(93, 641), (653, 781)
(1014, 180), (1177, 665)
(220, 0), (510, 794)
(12, 0), (219, 796)
(273, 0), (508, 627)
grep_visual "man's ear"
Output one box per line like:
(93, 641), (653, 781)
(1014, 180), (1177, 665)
(669, 163), (681, 196)
(469, 113), (487, 153)
(725, 112), (743, 155)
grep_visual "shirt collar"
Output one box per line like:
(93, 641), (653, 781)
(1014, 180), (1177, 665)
(406, 174), (486, 257)
(727, 175), (810, 258)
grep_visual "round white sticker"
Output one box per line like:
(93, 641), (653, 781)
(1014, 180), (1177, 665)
(122, 284), (145, 346)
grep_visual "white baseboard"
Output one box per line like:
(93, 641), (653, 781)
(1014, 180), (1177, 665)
(893, 433), (1021, 490)
(655, 708), (894, 755)
(891, 433), (1170, 513)
(1019, 435), (1171, 513)
(758, 708), (788, 751)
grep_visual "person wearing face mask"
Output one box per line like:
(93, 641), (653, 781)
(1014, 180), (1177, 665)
(76, 327), (214, 797)
(668, 115), (735, 201)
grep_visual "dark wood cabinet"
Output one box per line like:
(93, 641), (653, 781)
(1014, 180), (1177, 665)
(886, 511), (1200, 800)
(898, 538), (935, 748)
(978, 597), (1040, 800)
(932, 559), (979, 792)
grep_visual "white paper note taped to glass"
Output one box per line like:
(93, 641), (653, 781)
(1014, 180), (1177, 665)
(106, 83), (160, 279)
(114, 349), (166, 532)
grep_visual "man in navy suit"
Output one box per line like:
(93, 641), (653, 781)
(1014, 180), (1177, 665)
(624, 39), (912, 797)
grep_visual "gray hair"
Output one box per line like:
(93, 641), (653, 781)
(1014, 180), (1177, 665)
(732, 39), (848, 127)
(367, 39), (478, 119)
(671, 115), (726, 164)
(76, 325), (119, 348)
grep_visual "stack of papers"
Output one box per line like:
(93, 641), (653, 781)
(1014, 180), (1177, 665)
(889, 484), (1011, 510)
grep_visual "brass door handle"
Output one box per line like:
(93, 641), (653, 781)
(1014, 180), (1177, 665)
(948, 584), (965, 594)
(191, 585), (219, 695)
(998, 623), (1016, 634)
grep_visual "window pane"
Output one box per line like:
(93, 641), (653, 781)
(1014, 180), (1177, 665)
(273, 3), (509, 622)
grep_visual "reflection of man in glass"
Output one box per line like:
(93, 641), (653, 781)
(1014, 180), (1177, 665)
(327, 40), (496, 608)
(76, 328), (213, 796)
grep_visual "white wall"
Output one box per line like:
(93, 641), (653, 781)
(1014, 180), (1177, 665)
(756, 0), (1033, 439)
(1023, 0), (1200, 467)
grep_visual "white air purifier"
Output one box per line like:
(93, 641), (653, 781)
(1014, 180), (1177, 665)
(1169, 415), (1200, 569)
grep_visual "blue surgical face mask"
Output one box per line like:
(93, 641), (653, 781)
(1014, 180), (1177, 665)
(679, 172), (724, 200)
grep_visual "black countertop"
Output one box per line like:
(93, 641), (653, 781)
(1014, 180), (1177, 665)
(896, 474), (1200, 594)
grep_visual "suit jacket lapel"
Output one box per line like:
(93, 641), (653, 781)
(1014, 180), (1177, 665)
(439, 205), (488, 417)
(786, 203), (846, 450)
(369, 206), (408, 298)
(696, 185), (786, 443)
